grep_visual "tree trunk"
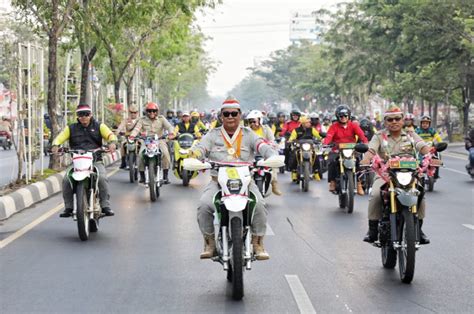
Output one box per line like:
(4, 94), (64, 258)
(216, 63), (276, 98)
(407, 97), (414, 113)
(126, 81), (133, 108)
(420, 97), (424, 116)
(462, 86), (470, 136)
(432, 102), (438, 127)
(47, 32), (61, 170)
(114, 80), (120, 104)
(79, 46), (97, 105)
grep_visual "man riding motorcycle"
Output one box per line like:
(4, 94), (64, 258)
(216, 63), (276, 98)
(189, 97), (278, 260)
(403, 113), (416, 132)
(166, 109), (178, 126)
(360, 105), (431, 244)
(288, 115), (322, 181)
(310, 112), (323, 134)
(272, 111), (286, 139)
(129, 102), (175, 184)
(51, 104), (117, 217)
(465, 127), (474, 176)
(174, 111), (202, 138)
(191, 111), (207, 133)
(415, 115), (442, 178)
(247, 109), (282, 196)
(116, 105), (140, 169)
(359, 118), (376, 141)
(323, 105), (368, 195)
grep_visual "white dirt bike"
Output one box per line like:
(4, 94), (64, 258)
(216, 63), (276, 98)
(183, 155), (284, 300)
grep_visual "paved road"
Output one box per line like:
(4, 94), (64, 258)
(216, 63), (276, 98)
(0, 147), (472, 313)
(0, 149), (50, 188)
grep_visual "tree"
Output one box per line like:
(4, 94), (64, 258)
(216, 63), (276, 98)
(13, 0), (77, 170)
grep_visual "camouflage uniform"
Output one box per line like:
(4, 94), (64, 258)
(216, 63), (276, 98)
(191, 126), (277, 236)
(367, 129), (428, 220)
(130, 115), (174, 171)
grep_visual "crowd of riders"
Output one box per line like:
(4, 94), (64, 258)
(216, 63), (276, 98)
(50, 97), (449, 260)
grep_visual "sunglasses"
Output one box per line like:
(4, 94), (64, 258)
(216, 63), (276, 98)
(222, 111), (239, 118)
(339, 114), (349, 118)
(146, 109), (158, 113)
(77, 112), (91, 117)
(386, 117), (402, 122)
(130, 111), (138, 114)
(248, 119), (258, 124)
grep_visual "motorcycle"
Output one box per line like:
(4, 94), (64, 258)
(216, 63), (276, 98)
(313, 141), (328, 180)
(173, 133), (199, 186)
(356, 142), (447, 283)
(0, 131), (12, 150)
(334, 143), (359, 213)
(291, 139), (318, 192)
(140, 134), (166, 202)
(126, 136), (139, 183)
(253, 155), (272, 198)
(183, 156), (284, 300)
(420, 142), (446, 192)
(61, 148), (110, 241)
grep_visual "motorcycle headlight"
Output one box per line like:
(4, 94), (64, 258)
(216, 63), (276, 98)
(179, 149), (189, 155)
(302, 143), (311, 151)
(227, 179), (242, 193)
(342, 149), (353, 158)
(396, 172), (413, 186)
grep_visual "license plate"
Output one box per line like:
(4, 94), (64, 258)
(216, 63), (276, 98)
(430, 159), (443, 167)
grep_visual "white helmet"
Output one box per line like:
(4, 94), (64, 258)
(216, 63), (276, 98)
(246, 110), (263, 121)
(309, 112), (319, 119)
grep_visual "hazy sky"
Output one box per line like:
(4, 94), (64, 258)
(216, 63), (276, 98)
(195, 0), (340, 98)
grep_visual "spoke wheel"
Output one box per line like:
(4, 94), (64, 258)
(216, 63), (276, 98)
(346, 171), (354, 213)
(398, 210), (416, 283)
(76, 182), (90, 241)
(230, 217), (244, 300)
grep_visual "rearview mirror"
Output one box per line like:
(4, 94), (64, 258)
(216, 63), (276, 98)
(355, 143), (369, 153)
(434, 142), (448, 152)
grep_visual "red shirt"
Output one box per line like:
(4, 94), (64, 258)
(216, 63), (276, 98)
(323, 121), (368, 145)
(280, 120), (301, 137)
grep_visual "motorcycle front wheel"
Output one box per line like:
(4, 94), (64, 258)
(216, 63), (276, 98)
(338, 175), (347, 209)
(301, 161), (310, 192)
(182, 168), (190, 186)
(398, 209), (416, 283)
(148, 160), (157, 202)
(346, 171), (354, 214)
(230, 217), (244, 300)
(75, 181), (90, 241)
(129, 152), (137, 183)
(427, 176), (435, 192)
(381, 245), (397, 269)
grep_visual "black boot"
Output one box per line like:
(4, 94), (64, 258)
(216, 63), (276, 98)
(139, 171), (145, 183)
(119, 156), (126, 169)
(363, 220), (379, 243)
(102, 207), (115, 217)
(163, 169), (170, 184)
(59, 208), (73, 218)
(419, 219), (430, 244)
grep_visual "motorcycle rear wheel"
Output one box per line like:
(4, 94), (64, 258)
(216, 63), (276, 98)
(230, 217), (244, 300)
(398, 209), (416, 283)
(76, 182), (90, 241)
(346, 171), (354, 214)
(427, 176), (435, 192)
(256, 178), (264, 196)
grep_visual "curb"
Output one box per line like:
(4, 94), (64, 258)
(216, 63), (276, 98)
(0, 151), (121, 221)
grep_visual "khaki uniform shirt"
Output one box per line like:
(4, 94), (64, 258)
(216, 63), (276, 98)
(116, 118), (139, 135)
(368, 129), (428, 160)
(192, 126), (277, 176)
(130, 115), (174, 138)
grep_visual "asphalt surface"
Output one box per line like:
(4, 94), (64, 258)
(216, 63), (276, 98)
(0, 146), (472, 313)
(0, 149), (50, 187)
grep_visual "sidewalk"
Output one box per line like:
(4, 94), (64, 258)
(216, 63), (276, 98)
(0, 152), (121, 220)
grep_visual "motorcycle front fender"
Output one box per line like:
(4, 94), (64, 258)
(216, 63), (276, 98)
(396, 189), (418, 207)
(343, 158), (355, 169)
(223, 196), (248, 212)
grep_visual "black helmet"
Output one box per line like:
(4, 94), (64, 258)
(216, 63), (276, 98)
(420, 115), (431, 123)
(166, 109), (174, 115)
(359, 118), (371, 131)
(290, 109), (301, 117)
(335, 105), (351, 120)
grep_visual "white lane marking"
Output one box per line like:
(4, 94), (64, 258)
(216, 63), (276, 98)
(266, 223), (275, 236)
(335, 295), (353, 313)
(462, 224), (474, 230)
(285, 274), (317, 314)
(0, 167), (120, 249)
(0, 203), (63, 249)
(444, 167), (469, 176)
(443, 152), (466, 160)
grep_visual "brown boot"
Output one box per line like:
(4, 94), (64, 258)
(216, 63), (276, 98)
(252, 235), (270, 260)
(200, 234), (216, 259)
(357, 181), (365, 195)
(271, 180), (282, 196)
(329, 180), (336, 192)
